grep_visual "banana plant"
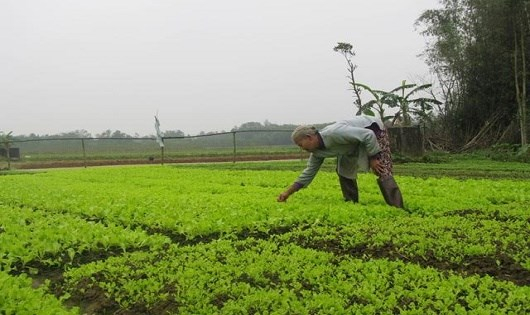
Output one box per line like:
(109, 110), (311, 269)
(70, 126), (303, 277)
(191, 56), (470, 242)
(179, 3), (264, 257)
(352, 81), (441, 126)
(353, 82), (398, 123)
(386, 81), (441, 126)
(410, 96), (442, 128)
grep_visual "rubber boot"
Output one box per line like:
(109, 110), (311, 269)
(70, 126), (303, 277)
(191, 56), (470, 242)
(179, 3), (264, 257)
(338, 175), (359, 203)
(377, 176), (404, 208)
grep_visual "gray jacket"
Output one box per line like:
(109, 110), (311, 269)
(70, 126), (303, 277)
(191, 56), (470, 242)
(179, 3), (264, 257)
(295, 116), (383, 187)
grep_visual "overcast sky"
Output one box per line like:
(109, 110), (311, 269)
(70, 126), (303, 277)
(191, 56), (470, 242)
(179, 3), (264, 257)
(1, 0), (439, 136)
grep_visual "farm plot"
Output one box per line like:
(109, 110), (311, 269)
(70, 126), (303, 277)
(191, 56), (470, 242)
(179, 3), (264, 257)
(0, 163), (529, 314)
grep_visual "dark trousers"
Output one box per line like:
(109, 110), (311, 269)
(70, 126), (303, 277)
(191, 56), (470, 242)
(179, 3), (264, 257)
(339, 174), (404, 208)
(338, 175), (359, 202)
(377, 176), (404, 208)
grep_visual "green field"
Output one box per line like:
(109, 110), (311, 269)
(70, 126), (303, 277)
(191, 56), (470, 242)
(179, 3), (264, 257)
(1, 159), (529, 314)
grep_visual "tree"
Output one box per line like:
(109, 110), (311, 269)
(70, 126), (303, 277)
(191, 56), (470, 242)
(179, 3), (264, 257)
(110, 130), (132, 138)
(236, 122), (264, 131)
(511, 0), (529, 152)
(333, 42), (366, 115)
(164, 130), (185, 137)
(416, 0), (528, 150)
(59, 129), (92, 138)
(1, 131), (13, 170)
(96, 130), (112, 138)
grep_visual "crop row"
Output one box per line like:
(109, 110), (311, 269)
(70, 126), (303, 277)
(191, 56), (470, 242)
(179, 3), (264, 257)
(1, 166), (528, 234)
(0, 204), (169, 274)
(0, 271), (77, 315)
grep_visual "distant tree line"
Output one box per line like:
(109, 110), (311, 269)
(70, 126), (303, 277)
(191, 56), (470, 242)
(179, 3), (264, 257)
(11, 129), (152, 140)
(7, 120), (312, 141)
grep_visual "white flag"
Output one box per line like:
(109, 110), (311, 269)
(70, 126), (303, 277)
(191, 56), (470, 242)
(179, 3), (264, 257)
(154, 115), (164, 148)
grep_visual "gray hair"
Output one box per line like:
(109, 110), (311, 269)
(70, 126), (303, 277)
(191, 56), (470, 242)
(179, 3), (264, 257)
(291, 125), (317, 142)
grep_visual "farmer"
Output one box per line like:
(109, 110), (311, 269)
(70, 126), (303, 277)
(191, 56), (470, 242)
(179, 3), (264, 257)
(277, 115), (404, 208)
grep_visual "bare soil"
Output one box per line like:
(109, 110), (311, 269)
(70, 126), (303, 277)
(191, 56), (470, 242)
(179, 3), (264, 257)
(10, 153), (305, 170)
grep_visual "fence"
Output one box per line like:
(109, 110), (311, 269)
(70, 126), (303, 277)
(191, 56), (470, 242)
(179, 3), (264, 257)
(5, 130), (298, 168)
(388, 126), (424, 157)
(0, 148), (20, 160)
(2, 127), (423, 169)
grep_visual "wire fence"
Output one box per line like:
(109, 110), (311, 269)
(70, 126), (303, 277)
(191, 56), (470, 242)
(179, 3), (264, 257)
(4, 130), (301, 168)
(2, 126), (423, 169)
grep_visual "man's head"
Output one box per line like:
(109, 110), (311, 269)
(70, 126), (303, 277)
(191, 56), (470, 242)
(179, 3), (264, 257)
(291, 125), (320, 152)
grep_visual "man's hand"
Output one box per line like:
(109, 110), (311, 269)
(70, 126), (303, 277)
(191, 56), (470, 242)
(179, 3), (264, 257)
(369, 157), (384, 176)
(277, 184), (300, 202)
(277, 192), (290, 202)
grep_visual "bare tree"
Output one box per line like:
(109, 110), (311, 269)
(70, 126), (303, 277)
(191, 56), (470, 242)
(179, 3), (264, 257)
(333, 42), (365, 115)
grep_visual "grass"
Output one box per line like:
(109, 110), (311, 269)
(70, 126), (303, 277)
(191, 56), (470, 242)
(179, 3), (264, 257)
(2, 148), (529, 180)
(169, 154), (530, 180)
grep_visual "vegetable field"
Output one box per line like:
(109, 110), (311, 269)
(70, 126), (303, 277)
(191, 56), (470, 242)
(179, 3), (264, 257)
(1, 160), (529, 314)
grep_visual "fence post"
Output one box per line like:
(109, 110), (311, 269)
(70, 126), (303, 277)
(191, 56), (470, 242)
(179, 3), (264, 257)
(232, 131), (237, 163)
(81, 139), (87, 168)
(6, 142), (11, 170)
